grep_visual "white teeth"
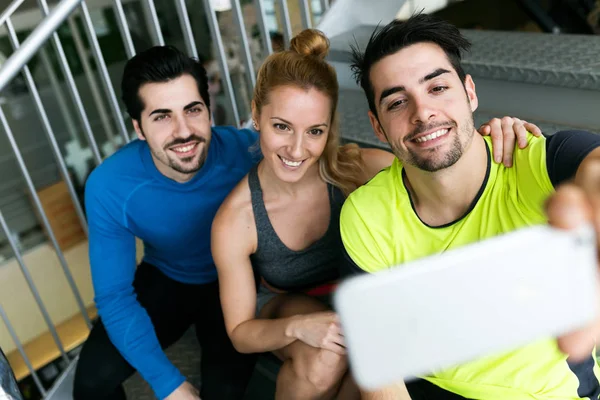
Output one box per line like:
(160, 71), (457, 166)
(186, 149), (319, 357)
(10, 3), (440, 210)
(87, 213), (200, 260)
(415, 129), (449, 143)
(281, 157), (303, 167)
(172, 143), (196, 153)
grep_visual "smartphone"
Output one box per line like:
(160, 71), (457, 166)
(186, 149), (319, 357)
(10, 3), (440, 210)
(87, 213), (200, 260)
(334, 224), (599, 391)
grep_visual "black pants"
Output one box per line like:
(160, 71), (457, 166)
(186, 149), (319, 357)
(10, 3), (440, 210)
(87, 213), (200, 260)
(73, 262), (256, 400)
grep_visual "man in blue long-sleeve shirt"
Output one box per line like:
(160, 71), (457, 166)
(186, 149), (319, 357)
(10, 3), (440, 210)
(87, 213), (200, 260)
(72, 46), (258, 400)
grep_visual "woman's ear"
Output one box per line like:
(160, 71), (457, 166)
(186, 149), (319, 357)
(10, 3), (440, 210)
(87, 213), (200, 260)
(251, 100), (259, 130)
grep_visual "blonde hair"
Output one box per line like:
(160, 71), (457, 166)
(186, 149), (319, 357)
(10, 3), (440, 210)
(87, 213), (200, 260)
(253, 29), (365, 196)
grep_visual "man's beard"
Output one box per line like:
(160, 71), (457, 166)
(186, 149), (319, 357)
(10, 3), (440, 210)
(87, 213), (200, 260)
(390, 118), (474, 172)
(151, 134), (209, 175)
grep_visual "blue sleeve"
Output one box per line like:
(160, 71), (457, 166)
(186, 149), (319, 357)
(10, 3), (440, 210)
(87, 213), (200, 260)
(238, 127), (259, 146)
(236, 127), (261, 163)
(85, 176), (185, 399)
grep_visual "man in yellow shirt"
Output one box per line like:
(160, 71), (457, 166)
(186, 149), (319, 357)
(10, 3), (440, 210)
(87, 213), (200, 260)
(340, 12), (600, 400)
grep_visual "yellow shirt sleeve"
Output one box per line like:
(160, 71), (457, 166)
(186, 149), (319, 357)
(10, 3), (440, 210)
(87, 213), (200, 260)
(340, 188), (394, 274)
(511, 134), (554, 213)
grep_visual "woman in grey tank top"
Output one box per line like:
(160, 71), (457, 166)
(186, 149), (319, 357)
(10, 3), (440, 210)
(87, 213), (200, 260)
(211, 28), (541, 400)
(212, 29), (394, 400)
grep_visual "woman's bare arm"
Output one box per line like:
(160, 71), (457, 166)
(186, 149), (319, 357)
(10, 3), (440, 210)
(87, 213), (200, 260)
(211, 188), (304, 354)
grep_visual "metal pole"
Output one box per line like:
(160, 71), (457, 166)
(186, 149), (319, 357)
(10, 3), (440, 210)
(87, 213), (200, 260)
(36, 0), (103, 165)
(112, 0), (136, 59)
(276, 0), (292, 47)
(141, 0), (165, 46)
(0, 303), (46, 396)
(6, 19), (89, 238)
(38, 48), (79, 143)
(319, 0), (329, 12)
(203, 0), (241, 126)
(78, 2), (131, 144)
(231, 0), (256, 89)
(0, 0), (26, 27)
(298, 0), (312, 29)
(0, 105), (92, 329)
(254, 0), (273, 56)
(173, 0), (199, 59)
(0, 211), (69, 369)
(67, 16), (115, 145)
(0, 0), (83, 93)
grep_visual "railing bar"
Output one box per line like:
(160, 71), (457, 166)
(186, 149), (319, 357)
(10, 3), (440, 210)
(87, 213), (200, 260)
(319, 0), (329, 12)
(35, 0), (102, 164)
(231, 0), (256, 89)
(79, 2), (131, 144)
(67, 16), (115, 146)
(276, 0), (292, 47)
(298, 0), (312, 29)
(38, 48), (79, 143)
(203, 0), (241, 126)
(0, 210), (69, 369)
(254, 0), (273, 56)
(142, 0), (165, 46)
(0, 0), (83, 93)
(6, 19), (89, 240)
(173, 0), (198, 59)
(0, 0), (27, 28)
(0, 103), (92, 329)
(46, 34), (103, 164)
(0, 303), (47, 396)
(112, 0), (136, 59)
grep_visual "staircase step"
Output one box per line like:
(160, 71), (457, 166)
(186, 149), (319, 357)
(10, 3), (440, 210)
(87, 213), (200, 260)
(328, 26), (600, 91)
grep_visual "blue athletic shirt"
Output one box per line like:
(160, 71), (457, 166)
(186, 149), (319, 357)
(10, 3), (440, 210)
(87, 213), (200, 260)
(85, 126), (259, 399)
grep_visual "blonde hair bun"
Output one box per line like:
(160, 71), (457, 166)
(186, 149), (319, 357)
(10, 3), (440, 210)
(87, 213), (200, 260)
(290, 29), (330, 60)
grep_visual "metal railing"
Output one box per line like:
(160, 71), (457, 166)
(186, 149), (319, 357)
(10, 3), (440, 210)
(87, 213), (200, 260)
(0, 0), (328, 396)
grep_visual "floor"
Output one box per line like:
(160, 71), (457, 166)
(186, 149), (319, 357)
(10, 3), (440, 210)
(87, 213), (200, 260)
(46, 327), (278, 400)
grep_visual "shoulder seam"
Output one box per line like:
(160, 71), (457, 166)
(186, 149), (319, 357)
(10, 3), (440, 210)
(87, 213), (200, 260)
(122, 180), (154, 228)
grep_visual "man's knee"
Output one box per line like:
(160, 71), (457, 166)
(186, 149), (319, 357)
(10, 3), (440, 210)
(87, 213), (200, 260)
(300, 349), (348, 392)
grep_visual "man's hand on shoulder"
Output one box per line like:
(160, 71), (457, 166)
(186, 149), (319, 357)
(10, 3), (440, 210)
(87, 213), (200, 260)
(165, 381), (201, 400)
(478, 116), (542, 167)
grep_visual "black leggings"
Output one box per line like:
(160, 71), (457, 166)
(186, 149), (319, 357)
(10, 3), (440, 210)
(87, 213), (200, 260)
(73, 262), (256, 400)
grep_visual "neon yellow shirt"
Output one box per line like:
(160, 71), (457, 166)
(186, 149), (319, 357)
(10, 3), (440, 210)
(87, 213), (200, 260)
(341, 135), (600, 399)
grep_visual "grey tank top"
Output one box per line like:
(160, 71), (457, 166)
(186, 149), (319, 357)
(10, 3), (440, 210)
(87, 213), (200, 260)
(248, 164), (345, 291)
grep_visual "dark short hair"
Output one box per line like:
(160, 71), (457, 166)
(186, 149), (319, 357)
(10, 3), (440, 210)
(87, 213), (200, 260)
(350, 13), (472, 117)
(121, 45), (211, 121)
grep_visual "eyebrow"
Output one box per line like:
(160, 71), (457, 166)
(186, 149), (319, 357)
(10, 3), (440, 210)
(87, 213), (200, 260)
(184, 101), (203, 110)
(270, 117), (328, 128)
(149, 108), (171, 116)
(148, 101), (204, 116)
(420, 68), (451, 84)
(378, 68), (452, 106)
